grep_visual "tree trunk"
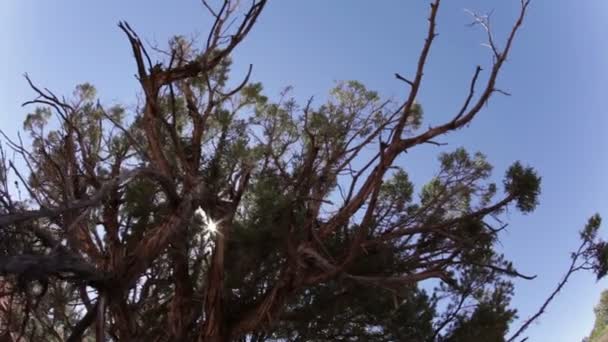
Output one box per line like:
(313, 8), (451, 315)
(199, 235), (226, 341)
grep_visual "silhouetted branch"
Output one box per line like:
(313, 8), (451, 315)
(507, 232), (593, 342)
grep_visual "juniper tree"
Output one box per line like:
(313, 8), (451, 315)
(0, 1), (606, 341)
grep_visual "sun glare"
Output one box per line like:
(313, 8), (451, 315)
(195, 206), (222, 236)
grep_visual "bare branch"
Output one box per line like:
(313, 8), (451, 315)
(507, 236), (588, 342)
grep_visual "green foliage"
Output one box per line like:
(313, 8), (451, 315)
(273, 283), (436, 342)
(587, 290), (608, 341)
(583, 215), (603, 242)
(503, 161), (541, 213)
(379, 168), (414, 211)
(23, 107), (51, 133)
(444, 284), (516, 342)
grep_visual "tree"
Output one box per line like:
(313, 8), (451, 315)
(584, 290), (608, 342)
(0, 1), (606, 341)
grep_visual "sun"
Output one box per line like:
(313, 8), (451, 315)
(195, 206), (222, 237)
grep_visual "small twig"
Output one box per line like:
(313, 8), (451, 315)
(201, 0), (219, 18)
(494, 88), (512, 96)
(394, 73), (414, 87)
(425, 140), (448, 147)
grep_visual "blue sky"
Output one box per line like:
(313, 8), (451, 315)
(1, 1), (607, 340)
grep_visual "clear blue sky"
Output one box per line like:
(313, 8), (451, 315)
(1, 1), (607, 340)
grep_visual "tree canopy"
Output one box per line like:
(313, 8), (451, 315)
(0, 1), (607, 341)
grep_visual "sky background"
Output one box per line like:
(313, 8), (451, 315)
(1, 1), (607, 340)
